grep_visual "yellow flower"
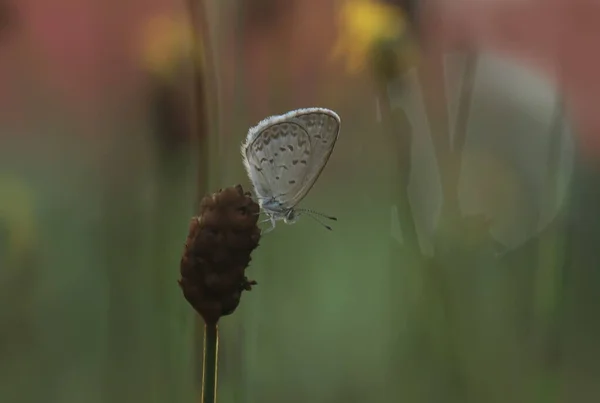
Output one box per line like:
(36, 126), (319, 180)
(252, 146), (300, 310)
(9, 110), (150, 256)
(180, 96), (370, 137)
(138, 14), (203, 80)
(0, 175), (36, 267)
(331, 0), (418, 77)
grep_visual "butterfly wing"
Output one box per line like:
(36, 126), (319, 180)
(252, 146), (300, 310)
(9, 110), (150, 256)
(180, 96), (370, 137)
(283, 108), (341, 207)
(242, 107), (341, 209)
(242, 119), (312, 209)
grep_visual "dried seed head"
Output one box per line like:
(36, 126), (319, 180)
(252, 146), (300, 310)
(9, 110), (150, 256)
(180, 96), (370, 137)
(179, 185), (261, 324)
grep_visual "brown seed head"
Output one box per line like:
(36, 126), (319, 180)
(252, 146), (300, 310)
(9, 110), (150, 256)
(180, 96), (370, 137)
(179, 185), (261, 324)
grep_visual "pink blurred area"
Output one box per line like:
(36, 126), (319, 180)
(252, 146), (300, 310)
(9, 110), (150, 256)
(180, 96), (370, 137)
(1, 0), (600, 155)
(236, 0), (340, 119)
(0, 0), (174, 121)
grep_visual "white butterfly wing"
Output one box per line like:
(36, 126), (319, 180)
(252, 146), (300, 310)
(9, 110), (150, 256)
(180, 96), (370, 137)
(242, 120), (312, 207)
(283, 108), (340, 207)
(242, 108), (341, 209)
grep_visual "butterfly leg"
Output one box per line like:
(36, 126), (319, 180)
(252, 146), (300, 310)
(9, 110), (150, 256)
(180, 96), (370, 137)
(259, 215), (277, 234)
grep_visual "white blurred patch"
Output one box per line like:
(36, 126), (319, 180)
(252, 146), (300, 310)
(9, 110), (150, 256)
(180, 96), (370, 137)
(390, 51), (574, 251)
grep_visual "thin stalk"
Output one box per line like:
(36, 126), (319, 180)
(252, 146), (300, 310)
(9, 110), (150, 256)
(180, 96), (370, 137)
(201, 323), (219, 403)
(377, 84), (420, 253)
(451, 53), (477, 152)
(184, 2), (221, 398)
(186, 0), (218, 200)
(416, 49), (476, 401)
(417, 52), (451, 173)
(447, 51), (478, 217)
(532, 93), (566, 352)
(452, 53), (478, 157)
(541, 94), (566, 223)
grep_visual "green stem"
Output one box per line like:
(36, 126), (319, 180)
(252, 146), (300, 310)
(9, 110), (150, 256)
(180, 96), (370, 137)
(449, 52), (478, 214)
(186, 0), (217, 201)
(201, 323), (219, 403)
(377, 83), (420, 253)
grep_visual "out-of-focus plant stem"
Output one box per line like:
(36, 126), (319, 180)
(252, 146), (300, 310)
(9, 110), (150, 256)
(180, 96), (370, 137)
(447, 52), (478, 217)
(532, 93), (567, 364)
(417, 53), (452, 205)
(377, 83), (420, 253)
(186, 0), (219, 200)
(451, 53), (477, 174)
(416, 50), (479, 400)
(417, 52), (479, 219)
(201, 323), (219, 403)
(185, 0), (222, 401)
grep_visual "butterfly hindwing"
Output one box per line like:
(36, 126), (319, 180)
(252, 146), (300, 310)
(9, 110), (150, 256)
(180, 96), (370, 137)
(284, 109), (340, 206)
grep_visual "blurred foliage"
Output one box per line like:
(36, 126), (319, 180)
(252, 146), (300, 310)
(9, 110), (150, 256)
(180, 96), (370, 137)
(138, 14), (202, 81)
(332, 0), (419, 78)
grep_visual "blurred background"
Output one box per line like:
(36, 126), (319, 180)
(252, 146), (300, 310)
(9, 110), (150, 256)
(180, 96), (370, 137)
(1, 0), (600, 402)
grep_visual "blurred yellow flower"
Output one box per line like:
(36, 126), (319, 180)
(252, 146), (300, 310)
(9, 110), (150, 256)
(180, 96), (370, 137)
(0, 175), (36, 267)
(331, 0), (418, 77)
(138, 14), (203, 80)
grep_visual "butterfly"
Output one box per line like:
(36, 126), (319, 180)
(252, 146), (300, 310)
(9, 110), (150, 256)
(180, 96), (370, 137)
(241, 107), (341, 232)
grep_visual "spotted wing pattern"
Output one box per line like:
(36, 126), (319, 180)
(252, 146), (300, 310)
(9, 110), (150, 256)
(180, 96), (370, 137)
(242, 121), (311, 209)
(284, 109), (340, 207)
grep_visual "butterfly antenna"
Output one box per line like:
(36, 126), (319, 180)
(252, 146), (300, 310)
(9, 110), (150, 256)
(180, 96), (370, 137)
(297, 208), (337, 221)
(302, 212), (334, 231)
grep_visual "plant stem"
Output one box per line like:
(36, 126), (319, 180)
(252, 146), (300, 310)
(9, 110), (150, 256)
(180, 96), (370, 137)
(185, 3), (221, 398)
(449, 52), (478, 211)
(377, 83), (420, 253)
(201, 323), (219, 403)
(186, 0), (218, 200)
